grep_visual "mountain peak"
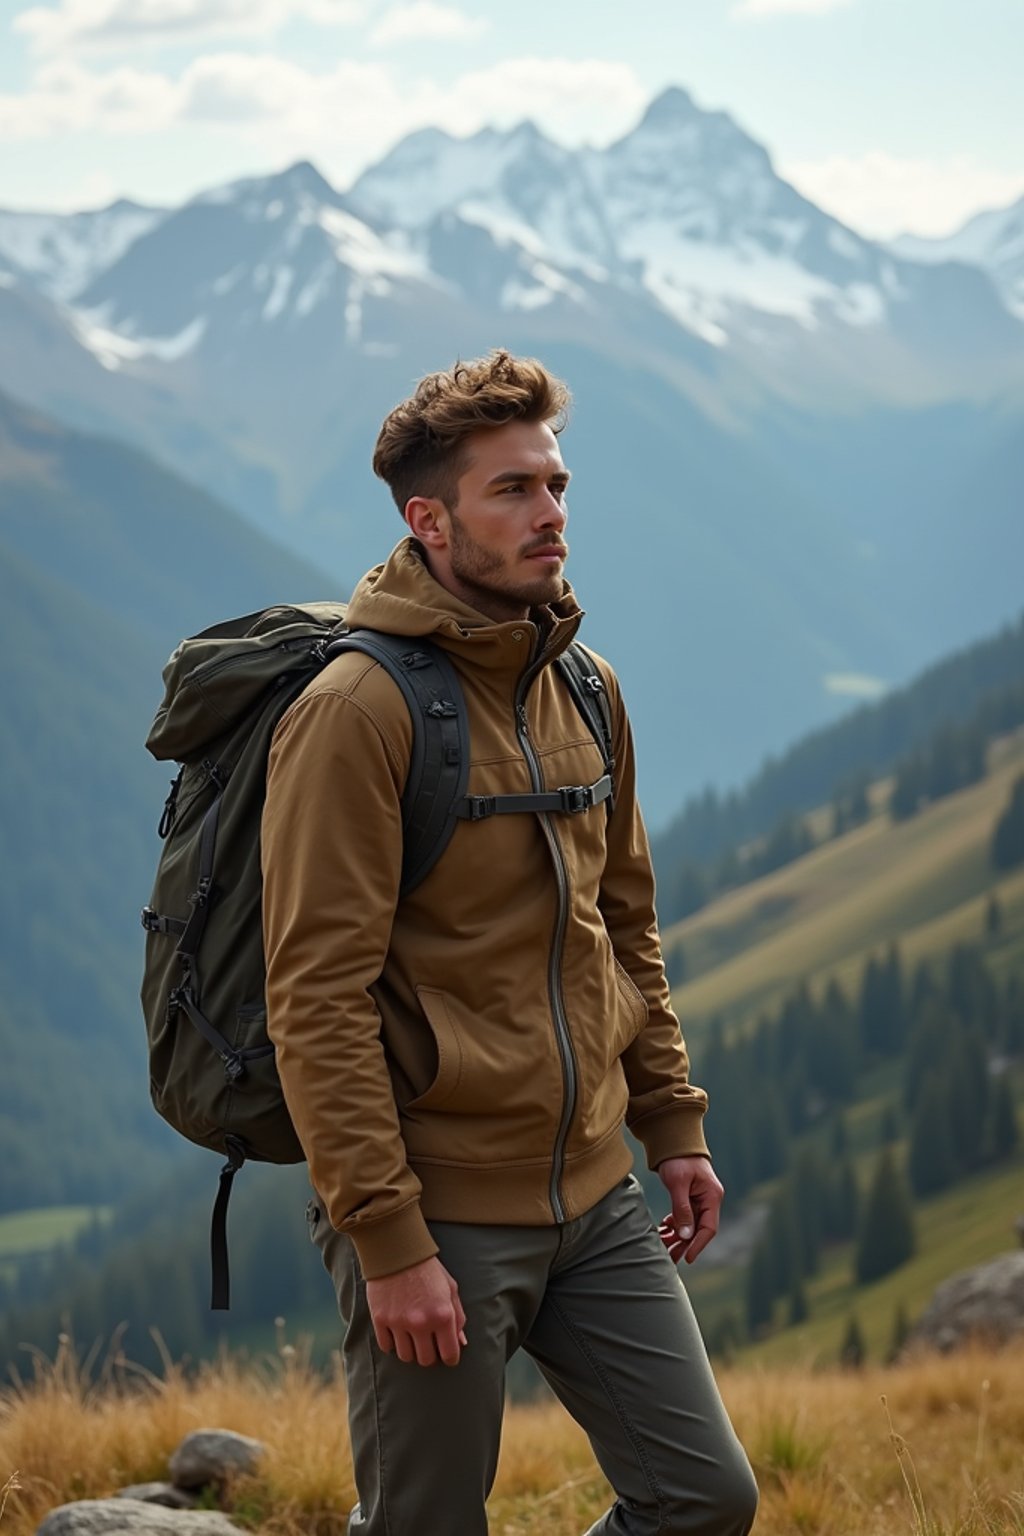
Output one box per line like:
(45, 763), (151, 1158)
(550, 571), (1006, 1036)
(269, 160), (337, 199)
(637, 85), (699, 130)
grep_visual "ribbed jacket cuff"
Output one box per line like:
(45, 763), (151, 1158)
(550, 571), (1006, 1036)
(347, 1201), (439, 1280)
(632, 1104), (710, 1169)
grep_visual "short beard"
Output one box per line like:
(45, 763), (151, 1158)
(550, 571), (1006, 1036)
(447, 509), (564, 620)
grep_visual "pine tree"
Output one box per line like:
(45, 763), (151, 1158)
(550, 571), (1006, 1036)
(946, 1023), (989, 1172)
(985, 890), (1003, 939)
(992, 773), (1024, 870)
(855, 1149), (916, 1283)
(788, 1274), (809, 1326)
(908, 1070), (958, 1196)
(881, 943), (907, 1055)
(890, 754), (925, 820)
(886, 1303), (911, 1364)
(823, 1157), (860, 1243)
(745, 1236), (775, 1337)
(767, 1185), (800, 1297)
(989, 1076), (1019, 1161)
(792, 1146), (824, 1277)
(840, 1314), (866, 1369)
(879, 1101), (899, 1146)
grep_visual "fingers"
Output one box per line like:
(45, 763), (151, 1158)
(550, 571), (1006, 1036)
(658, 1167), (725, 1266)
(370, 1279), (468, 1367)
(681, 1209), (719, 1264)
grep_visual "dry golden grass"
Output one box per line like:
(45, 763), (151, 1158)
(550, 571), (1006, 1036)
(2, 1334), (1023, 1536)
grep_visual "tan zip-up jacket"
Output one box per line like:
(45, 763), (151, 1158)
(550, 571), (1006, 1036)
(262, 538), (708, 1279)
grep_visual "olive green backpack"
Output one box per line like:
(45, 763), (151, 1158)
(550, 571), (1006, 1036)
(141, 602), (614, 1307)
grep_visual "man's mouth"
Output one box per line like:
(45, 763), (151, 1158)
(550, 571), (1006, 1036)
(525, 546), (568, 562)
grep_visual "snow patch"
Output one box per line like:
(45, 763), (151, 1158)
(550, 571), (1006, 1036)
(623, 223), (836, 331)
(295, 261), (335, 316)
(0, 205), (166, 302)
(317, 206), (428, 280)
(265, 199), (284, 221)
(823, 672), (888, 700)
(0, 270), (15, 288)
(262, 265), (294, 320)
(71, 309), (207, 369)
(211, 264), (244, 295)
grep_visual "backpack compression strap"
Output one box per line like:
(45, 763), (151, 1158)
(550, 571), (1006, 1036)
(454, 640), (618, 822)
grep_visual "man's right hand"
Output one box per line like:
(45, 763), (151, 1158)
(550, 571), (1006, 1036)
(365, 1255), (468, 1367)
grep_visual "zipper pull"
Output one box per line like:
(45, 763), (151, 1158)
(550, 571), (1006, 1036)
(516, 703), (530, 737)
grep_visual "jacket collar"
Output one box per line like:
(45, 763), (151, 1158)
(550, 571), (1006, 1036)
(345, 537), (583, 675)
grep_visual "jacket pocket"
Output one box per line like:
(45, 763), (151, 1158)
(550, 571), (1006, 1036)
(613, 959), (648, 1039)
(406, 987), (464, 1110)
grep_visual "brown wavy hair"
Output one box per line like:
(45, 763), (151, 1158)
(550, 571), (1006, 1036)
(373, 350), (571, 514)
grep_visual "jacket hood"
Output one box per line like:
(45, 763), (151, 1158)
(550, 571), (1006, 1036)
(345, 536), (583, 672)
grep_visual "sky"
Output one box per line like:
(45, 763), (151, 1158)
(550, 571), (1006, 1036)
(1, 0), (1022, 240)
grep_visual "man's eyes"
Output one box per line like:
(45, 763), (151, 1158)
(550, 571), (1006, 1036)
(500, 483), (567, 497)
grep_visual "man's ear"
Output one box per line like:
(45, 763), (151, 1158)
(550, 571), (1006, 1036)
(405, 496), (449, 550)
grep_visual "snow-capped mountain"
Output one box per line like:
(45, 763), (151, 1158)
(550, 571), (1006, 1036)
(0, 198), (167, 304)
(0, 87), (1022, 822)
(349, 87), (1019, 368)
(891, 193), (1024, 318)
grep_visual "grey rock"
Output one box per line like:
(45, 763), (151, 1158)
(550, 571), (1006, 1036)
(169, 1430), (264, 1491)
(910, 1250), (1024, 1353)
(114, 1486), (198, 1510)
(37, 1499), (238, 1536)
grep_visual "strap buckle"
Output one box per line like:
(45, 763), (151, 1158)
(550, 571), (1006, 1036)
(464, 794), (496, 821)
(141, 906), (160, 932)
(559, 785), (593, 814)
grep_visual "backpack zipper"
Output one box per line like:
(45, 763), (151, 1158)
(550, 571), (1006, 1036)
(183, 632), (324, 688)
(514, 683), (577, 1225)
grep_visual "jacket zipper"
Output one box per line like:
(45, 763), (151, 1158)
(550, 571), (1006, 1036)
(514, 685), (577, 1224)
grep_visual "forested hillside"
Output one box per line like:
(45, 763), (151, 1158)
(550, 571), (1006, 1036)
(0, 391), (332, 1210)
(653, 611), (1024, 923)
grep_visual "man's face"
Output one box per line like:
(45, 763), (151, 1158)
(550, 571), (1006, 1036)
(412, 418), (571, 622)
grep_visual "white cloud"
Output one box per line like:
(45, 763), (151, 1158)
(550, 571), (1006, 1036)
(783, 150), (1024, 239)
(14, 0), (368, 54)
(370, 2), (485, 46)
(0, 53), (647, 186)
(733, 0), (851, 14)
(437, 58), (647, 146)
(0, 59), (178, 137)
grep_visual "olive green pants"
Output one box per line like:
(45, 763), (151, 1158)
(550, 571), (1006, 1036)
(307, 1175), (757, 1536)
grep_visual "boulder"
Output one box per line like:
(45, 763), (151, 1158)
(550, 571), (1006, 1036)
(168, 1430), (264, 1492)
(909, 1250), (1024, 1353)
(37, 1500), (238, 1536)
(114, 1486), (197, 1510)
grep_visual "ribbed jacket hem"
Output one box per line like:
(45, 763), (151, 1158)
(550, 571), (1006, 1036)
(411, 1128), (635, 1228)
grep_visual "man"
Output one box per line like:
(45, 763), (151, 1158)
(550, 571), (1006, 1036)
(261, 351), (757, 1536)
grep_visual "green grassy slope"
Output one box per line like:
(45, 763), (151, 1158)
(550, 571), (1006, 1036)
(667, 728), (1024, 1039)
(666, 732), (1024, 1366)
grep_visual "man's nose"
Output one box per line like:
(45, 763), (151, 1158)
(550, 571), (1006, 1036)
(536, 490), (568, 527)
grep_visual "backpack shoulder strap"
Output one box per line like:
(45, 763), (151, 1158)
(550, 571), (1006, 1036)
(323, 630), (470, 896)
(557, 642), (616, 792)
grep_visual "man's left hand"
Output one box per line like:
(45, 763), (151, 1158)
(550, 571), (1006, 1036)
(655, 1155), (724, 1265)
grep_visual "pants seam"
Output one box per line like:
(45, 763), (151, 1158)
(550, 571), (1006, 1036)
(360, 1281), (392, 1536)
(547, 1294), (668, 1531)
